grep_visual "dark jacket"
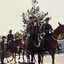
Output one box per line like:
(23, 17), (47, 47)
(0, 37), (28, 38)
(7, 34), (14, 42)
(26, 21), (40, 35)
(41, 24), (53, 34)
(1, 40), (5, 51)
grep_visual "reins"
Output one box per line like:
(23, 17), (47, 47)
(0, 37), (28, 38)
(52, 37), (59, 40)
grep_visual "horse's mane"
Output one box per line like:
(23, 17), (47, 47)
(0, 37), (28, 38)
(53, 25), (60, 33)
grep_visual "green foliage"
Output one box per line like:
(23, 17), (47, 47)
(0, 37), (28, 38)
(14, 32), (22, 39)
(21, 0), (48, 27)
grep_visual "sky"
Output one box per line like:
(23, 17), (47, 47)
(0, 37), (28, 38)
(0, 0), (64, 35)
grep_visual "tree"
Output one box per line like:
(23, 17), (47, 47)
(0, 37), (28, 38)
(21, 0), (48, 31)
(14, 32), (22, 39)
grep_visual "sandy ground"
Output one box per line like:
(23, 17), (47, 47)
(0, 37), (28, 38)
(0, 53), (64, 64)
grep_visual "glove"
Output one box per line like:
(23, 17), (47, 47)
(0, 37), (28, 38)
(27, 34), (30, 37)
(26, 34), (30, 39)
(42, 32), (45, 35)
(49, 29), (52, 34)
(49, 31), (52, 34)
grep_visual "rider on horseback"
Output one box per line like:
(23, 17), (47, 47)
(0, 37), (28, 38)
(41, 17), (53, 36)
(7, 30), (14, 50)
(41, 17), (60, 50)
(41, 17), (53, 48)
(26, 14), (40, 51)
(7, 30), (14, 43)
(26, 14), (40, 40)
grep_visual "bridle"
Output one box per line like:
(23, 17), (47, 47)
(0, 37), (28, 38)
(33, 34), (43, 48)
(33, 41), (41, 48)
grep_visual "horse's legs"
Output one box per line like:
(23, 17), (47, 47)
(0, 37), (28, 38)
(5, 51), (9, 63)
(22, 50), (25, 62)
(52, 53), (55, 64)
(10, 52), (16, 63)
(34, 55), (36, 62)
(41, 54), (44, 64)
(14, 53), (16, 63)
(50, 51), (55, 64)
(26, 54), (30, 63)
(38, 54), (41, 64)
(31, 53), (34, 63)
(18, 48), (21, 59)
(10, 52), (14, 62)
(6, 57), (9, 63)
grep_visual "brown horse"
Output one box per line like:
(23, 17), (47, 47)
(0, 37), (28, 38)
(22, 33), (44, 64)
(21, 34), (30, 62)
(6, 38), (23, 63)
(15, 38), (23, 59)
(6, 40), (17, 63)
(41, 22), (64, 64)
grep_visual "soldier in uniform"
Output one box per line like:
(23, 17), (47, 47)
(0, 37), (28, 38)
(7, 30), (14, 51)
(1, 36), (6, 64)
(26, 15), (40, 51)
(7, 30), (14, 42)
(41, 17), (60, 50)
(27, 15), (40, 35)
(41, 17), (53, 36)
(26, 15), (39, 43)
(40, 17), (53, 47)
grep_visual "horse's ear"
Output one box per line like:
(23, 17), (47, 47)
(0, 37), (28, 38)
(58, 22), (61, 26)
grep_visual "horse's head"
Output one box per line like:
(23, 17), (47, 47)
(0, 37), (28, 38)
(58, 22), (64, 33)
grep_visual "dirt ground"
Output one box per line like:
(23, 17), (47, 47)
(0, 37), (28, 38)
(0, 53), (64, 64)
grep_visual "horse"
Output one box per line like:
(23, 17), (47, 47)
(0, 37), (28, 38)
(16, 34), (32, 62)
(15, 38), (23, 59)
(6, 38), (23, 63)
(41, 22), (64, 64)
(25, 28), (44, 64)
(5, 40), (17, 63)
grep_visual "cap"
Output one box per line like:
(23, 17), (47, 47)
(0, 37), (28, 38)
(44, 17), (51, 21)
(9, 30), (12, 33)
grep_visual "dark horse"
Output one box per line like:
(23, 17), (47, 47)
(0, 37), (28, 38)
(41, 22), (64, 64)
(25, 28), (44, 64)
(6, 40), (17, 63)
(6, 38), (22, 63)
(15, 38), (23, 59)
